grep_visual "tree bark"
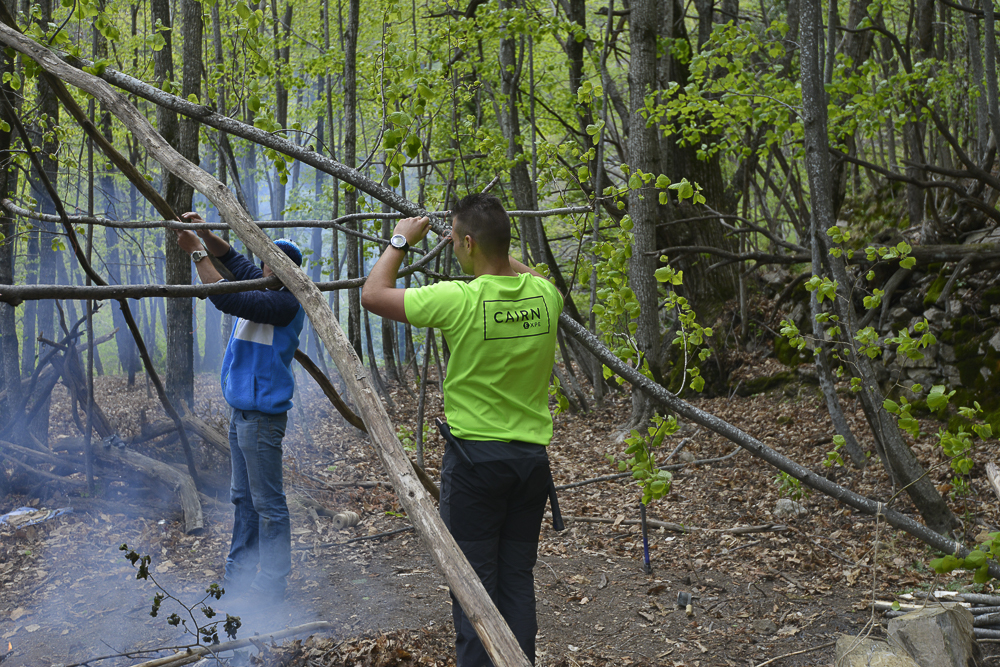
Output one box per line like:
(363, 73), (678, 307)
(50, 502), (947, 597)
(0, 0), (17, 431)
(151, 0), (194, 408)
(343, 0), (363, 360)
(800, 0), (955, 534)
(625, 0), (663, 430)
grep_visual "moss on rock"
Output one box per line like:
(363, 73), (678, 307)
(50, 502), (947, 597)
(737, 370), (796, 396)
(923, 273), (948, 307)
(774, 336), (810, 368)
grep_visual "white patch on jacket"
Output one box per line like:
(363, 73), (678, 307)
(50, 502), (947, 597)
(234, 319), (274, 346)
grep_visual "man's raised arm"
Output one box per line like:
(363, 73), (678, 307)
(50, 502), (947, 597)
(361, 216), (432, 324)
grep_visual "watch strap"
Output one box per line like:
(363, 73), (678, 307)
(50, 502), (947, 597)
(390, 234), (410, 252)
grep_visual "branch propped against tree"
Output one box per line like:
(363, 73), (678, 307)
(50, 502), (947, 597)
(0, 22), (530, 667)
(650, 242), (1000, 271)
(557, 314), (997, 578)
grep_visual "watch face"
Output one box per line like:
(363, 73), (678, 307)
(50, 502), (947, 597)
(391, 234), (407, 249)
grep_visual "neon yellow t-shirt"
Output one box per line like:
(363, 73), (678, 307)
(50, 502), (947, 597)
(405, 273), (564, 444)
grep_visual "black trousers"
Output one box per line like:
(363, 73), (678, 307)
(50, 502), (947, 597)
(440, 442), (551, 667)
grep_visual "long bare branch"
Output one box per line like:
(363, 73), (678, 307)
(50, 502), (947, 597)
(0, 21), (530, 666)
(558, 314), (994, 577)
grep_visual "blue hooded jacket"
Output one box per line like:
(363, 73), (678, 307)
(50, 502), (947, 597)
(209, 248), (305, 414)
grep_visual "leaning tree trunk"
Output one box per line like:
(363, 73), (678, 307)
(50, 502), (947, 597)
(799, 0), (956, 534)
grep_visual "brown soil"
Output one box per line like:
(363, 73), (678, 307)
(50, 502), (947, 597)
(2, 371), (1000, 666)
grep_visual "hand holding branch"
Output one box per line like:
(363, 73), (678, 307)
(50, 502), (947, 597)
(394, 216), (432, 246)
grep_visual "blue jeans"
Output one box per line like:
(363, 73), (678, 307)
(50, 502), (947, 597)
(225, 408), (291, 596)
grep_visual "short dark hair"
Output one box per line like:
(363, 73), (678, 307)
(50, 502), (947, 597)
(451, 193), (511, 258)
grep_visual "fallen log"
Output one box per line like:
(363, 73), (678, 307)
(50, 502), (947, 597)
(109, 411), (228, 456)
(177, 406), (229, 456)
(0, 449), (85, 486)
(94, 443), (203, 534)
(128, 621), (334, 667)
(558, 314), (1000, 579)
(0, 27), (528, 666)
(49, 380), (205, 533)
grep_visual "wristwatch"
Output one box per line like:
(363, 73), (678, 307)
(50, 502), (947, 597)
(389, 234), (409, 252)
(191, 250), (209, 263)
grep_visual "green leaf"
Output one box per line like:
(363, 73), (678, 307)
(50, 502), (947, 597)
(930, 555), (962, 573)
(405, 134), (422, 159)
(965, 549), (987, 568)
(248, 95), (260, 112)
(388, 111), (412, 127)
(900, 256), (916, 269)
(898, 416), (919, 438)
(235, 1), (251, 18)
(926, 385), (955, 411)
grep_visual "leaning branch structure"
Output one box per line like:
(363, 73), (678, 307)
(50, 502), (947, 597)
(0, 21), (534, 667)
(0, 11), (991, 652)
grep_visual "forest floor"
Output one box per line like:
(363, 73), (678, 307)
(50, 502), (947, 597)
(2, 364), (1000, 667)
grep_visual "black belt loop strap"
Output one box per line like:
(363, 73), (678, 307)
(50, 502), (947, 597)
(436, 418), (475, 468)
(548, 469), (565, 532)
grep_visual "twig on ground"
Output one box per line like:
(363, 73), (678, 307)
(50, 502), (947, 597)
(752, 640), (836, 667)
(548, 514), (787, 535)
(555, 445), (740, 491)
(294, 525), (415, 550)
(125, 622), (334, 667)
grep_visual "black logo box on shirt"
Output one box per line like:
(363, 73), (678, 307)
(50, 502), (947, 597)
(482, 296), (552, 340)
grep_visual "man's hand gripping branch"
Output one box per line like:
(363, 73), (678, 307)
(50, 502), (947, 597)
(361, 216), (432, 325)
(174, 211), (231, 285)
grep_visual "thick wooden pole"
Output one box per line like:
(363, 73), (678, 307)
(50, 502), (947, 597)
(0, 23), (531, 667)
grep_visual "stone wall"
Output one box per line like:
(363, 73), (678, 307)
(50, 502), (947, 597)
(774, 267), (1000, 430)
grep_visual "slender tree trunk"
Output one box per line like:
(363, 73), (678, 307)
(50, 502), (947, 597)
(0, 2), (17, 430)
(152, 0), (194, 407)
(344, 0), (362, 359)
(269, 0), (292, 221)
(800, 0), (955, 534)
(31, 0), (57, 371)
(95, 19), (140, 379)
(963, 2), (989, 161)
(624, 0), (664, 429)
(309, 68), (326, 366)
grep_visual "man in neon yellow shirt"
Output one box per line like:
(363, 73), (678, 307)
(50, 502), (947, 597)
(362, 193), (563, 666)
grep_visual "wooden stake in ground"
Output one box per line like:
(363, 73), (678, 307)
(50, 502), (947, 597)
(0, 23), (531, 667)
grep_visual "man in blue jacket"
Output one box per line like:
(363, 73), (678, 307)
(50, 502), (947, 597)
(176, 214), (305, 602)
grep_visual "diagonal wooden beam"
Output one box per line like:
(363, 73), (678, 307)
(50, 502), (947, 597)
(0, 21), (531, 667)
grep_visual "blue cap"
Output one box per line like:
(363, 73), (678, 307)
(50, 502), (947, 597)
(273, 238), (303, 267)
